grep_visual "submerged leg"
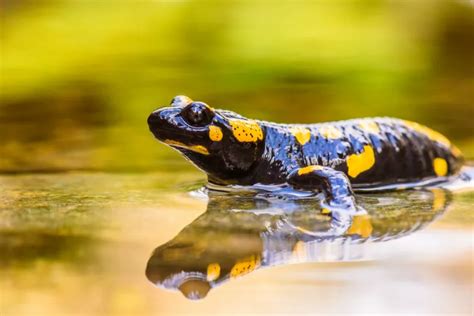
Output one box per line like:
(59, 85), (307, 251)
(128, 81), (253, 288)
(287, 165), (364, 214)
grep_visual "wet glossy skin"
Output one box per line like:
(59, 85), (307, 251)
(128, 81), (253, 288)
(147, 96), (463, 212)
(148, 96), (463, 186)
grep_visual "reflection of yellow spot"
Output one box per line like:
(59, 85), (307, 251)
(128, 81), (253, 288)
(207, 263), (221, 281)
(289, 127), (311, 145)
(298, 165), (324, 175)
(404, 120), (450, 147)
(319, 125), (342, 139)
(228, 119), (263, 142)
(321, 208), (331, 215)
(346, 214), (373, 238)
(208, 126), (223, 141)
(359, 121), (380, 134)
(347, 145), (375, 178)
(230, 255), (260, 279)
(292, 241), (307, 260)
(433, 158), (448, 176)
(164, 139), (209, 155)
(431, 188), (447, 212)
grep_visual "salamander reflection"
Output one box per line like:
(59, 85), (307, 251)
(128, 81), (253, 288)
(146, 189), (450, 300)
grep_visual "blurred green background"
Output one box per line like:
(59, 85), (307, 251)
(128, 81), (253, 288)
(1, 2), (474, 315)
(1, 0), (473, 174)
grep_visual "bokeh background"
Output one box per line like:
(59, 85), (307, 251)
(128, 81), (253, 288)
(1, 1), (474, 315)
(1, 0), (473, 174)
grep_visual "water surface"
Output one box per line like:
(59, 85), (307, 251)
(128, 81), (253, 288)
(1, 172), (472, 315)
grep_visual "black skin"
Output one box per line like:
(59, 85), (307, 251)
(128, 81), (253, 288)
(147, 95), (463, 212)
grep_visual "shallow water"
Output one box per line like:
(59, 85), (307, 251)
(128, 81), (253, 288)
(1, 172), (472, 315)
(2, 1), (474, 314)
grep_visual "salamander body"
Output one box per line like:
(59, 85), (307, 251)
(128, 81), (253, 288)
(147, 96), (463, 212)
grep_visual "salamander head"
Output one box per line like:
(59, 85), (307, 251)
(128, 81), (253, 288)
(147, 95), (265, 184)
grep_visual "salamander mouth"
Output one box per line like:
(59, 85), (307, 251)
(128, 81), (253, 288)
(149, 124), (186, 140)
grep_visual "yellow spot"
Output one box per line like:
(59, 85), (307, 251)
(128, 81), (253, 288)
(289, 127), (311, 145)
(359, 121), (380, 134)
(203, 103), (215, 111)
(319, 125), (342, 139)
(183, 96), (193, 103)
(347, 145), (375, 178)
(206, 263), (221, 282)
(298, 165), (324, 175)
(431, 188), (447, 212)
(164, 139), (209, 155)
(433, 158), (448, 176)
(230, 255), (261, 279)
(208, 126), (223, 141)
(228, 119), (263, 142)
(346, 214), (373, 238)
(321, 208), (331, 215)
(404, 120), (450, 147)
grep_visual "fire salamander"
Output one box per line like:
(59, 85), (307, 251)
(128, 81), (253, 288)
(147, 95), (464, 213)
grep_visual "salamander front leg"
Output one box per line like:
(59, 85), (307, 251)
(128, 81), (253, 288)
(287, 165), (365, 214)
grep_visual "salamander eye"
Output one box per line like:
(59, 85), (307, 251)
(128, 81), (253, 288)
(181, 102), (215, 127)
